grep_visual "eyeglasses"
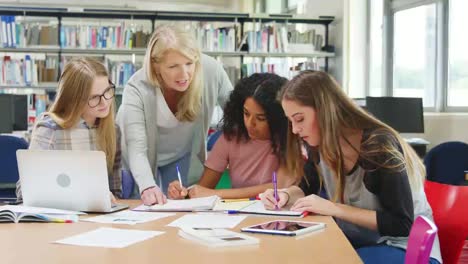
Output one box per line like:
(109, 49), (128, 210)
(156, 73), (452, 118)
(88, 81), (116, 108)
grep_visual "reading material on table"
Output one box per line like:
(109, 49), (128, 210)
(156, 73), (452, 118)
(178, 228), (259, 247)
(168, 214), (247, 229)
(212, 200), (256, 211)
(227, 201), (304, 217)
(54, 227), (164, 248)
(133, 196), (219, 212)
(82, 210), (175, 225)
(0, 205), (82, 223)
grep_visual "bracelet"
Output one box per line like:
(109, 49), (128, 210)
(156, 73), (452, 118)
(280, 191), (290, 204)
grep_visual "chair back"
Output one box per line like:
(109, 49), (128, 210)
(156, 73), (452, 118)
(424, 180), (468, 264)
(424, 141), (468, 185)
(405, 216), (438, 264)
(207, 130), (222, 151)
(0, 135), (28, 197)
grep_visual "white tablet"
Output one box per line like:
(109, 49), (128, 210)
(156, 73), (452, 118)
(241, 220), (326, 236)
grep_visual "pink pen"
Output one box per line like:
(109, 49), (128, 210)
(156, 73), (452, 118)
(273, 171), (279, 210)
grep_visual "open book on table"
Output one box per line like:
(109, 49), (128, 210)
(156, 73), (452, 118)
(0, 205), (82, 223)
(226, 200), (305, 217)
(132, 196), (220, 212)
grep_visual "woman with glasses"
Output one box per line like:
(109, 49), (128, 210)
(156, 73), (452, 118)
(16, 57), (122, 202)
(116, 24), (233, 205)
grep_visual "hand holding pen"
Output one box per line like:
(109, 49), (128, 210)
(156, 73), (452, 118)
(273, 171), (279, 210)
(167, 165), (189, 199)
(258, 189), (289, 210)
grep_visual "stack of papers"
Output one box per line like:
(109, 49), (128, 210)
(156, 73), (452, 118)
(54, 227), (164, 248)
(82, 210), (175, 225)
(133, 196), (219, 212)
(179, 228), (259, 247)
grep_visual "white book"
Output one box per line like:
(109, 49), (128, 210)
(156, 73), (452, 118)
(178, 228), (259, 247)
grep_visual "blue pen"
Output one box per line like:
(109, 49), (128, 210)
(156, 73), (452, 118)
(273, 171), (279, 210)
(176, 165), (183, 189)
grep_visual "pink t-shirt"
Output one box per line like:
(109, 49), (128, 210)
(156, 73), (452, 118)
(205, 133), (279, 188)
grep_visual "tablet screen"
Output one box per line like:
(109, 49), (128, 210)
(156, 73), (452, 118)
(247, 221), (319, 232)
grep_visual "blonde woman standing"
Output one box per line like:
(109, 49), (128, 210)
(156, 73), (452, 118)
(260, 71), (441, 264)
(116, 24), (233, 205)
(16, 57), (121, 200)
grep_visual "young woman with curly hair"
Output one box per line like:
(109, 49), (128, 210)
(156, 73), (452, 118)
(167, 73), (302, 199)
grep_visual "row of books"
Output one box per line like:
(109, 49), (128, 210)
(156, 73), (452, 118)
(243, 26), (324, 53)
(241, 58), (321, 79)
(0, 17), (151, 49)
(107, 61), (139, 87)
(1, 16), (59, 48)
(1, 17), (325, 54)
(0, 16), (17, 48)
(60, 24), (150, 49)
(243, 25), (289, 53)
(290, 29), (323, 46)
(0, 54), (141, 87)
(0, 53), (320, 89)
(0, 55), (58, 85)
(194, 26), (236, 52)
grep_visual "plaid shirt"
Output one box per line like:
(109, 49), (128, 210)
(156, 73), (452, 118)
(16, 114), (122, 198)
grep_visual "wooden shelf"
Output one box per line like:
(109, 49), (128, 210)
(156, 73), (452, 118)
(0, 48), (335, 58)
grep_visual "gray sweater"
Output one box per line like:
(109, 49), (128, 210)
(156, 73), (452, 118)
(116, 54), (233, 193)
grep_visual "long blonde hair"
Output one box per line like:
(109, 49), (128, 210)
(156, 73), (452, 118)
(48, 57), (116, 172)
(281, 70), (425, 202)
(143, 24), (202, 121)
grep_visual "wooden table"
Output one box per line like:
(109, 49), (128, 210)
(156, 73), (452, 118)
(0, 200), (362, 264)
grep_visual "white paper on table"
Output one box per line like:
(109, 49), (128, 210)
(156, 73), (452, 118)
(54, 227), (164, 248)
(82, 210), (175, 225)
(168, 214), (247, 229)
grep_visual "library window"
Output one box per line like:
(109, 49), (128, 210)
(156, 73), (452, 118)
(368, 0), (384, 96)
(448, 0), (468, 107)
(392, 4), (436, 107)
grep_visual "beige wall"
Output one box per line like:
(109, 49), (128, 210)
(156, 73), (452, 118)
(423, 113), (468, 149)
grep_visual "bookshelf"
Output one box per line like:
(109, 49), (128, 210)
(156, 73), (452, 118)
(0, 6), (335, 123)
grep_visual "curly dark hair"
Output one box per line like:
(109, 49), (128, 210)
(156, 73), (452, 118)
(221, 73), (289, 161)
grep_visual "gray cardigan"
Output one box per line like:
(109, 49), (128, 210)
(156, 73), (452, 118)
(116, 54), (233, 193)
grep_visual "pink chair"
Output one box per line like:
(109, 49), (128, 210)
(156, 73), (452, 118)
(405, 215), (438, 264)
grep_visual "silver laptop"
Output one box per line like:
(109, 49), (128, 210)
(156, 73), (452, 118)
(17, 150), (128, 213)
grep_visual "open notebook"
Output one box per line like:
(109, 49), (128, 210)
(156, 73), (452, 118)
(132, 196), (220, 212)
(0, 205), (82, 223)
(227, 201), (304, 217)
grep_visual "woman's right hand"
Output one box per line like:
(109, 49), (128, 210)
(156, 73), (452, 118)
(260, 189), (289, 210)
(167, 180), (188, 199)
(141, 186), (167, 205)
